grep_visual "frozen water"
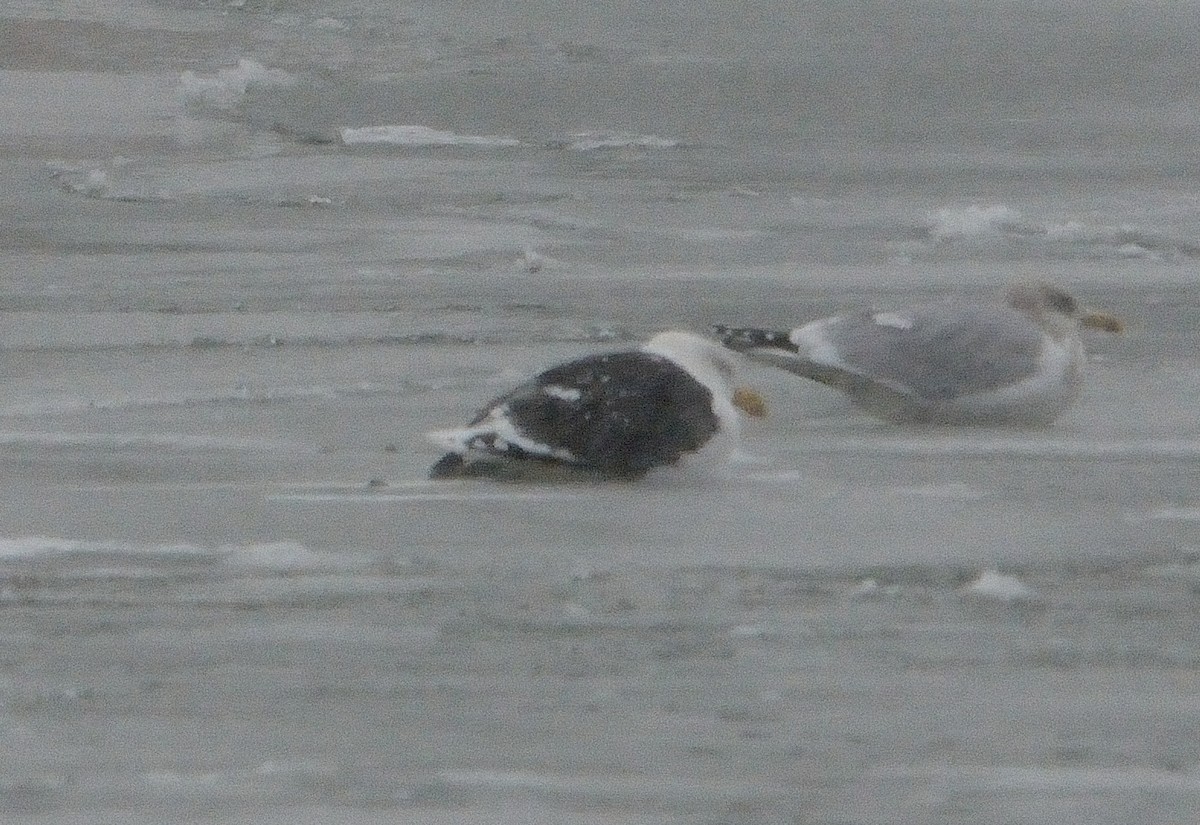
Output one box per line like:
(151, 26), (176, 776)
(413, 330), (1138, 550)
(3, 1), (1200, 823)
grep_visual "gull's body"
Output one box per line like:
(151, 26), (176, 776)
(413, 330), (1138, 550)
(717, 283), (1122, 426)
(426, 331), (765, 480)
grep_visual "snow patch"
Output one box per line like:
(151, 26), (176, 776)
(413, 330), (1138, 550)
(964, 569), (1035, 602)
(560, 131), (680, 151)
(340, 124), (520, 147)
(178, 58), (295, 108)
(0, 537), (348, 572)
(928, 204), (1028, 240)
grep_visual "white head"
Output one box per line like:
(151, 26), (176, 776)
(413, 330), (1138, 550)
(641, 330), (766, 423)
(1006, 282), (1124, 339)
(643, 330), (737, 390)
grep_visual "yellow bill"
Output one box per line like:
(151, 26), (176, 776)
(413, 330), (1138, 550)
(1080, 310), (1124, 333)
(732, 386), (768, 418)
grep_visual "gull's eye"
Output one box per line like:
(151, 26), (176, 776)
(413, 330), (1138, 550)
(1042, 287), (1077, 316)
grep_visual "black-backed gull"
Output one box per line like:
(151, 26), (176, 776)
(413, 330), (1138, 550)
(715, 282), (1122, 426)
(427, 330), (766, 480)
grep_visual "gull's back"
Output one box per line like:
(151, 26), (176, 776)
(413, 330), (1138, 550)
(803, 301), (1048, 400)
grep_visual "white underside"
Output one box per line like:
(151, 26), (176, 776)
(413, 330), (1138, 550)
(936, 336), (1083, 423)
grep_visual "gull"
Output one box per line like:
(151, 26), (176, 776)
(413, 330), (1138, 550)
(715, 282), (1123, 425)
(427, 330), (766, 480)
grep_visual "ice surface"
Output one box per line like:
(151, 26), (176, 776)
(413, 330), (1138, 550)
(4, 2), (1200, 823)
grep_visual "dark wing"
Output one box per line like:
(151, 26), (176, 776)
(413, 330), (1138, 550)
(475, 351), (720, 478)
(716, 323), (918, 406)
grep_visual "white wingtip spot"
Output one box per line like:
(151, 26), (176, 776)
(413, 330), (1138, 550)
(542, 384), (583, 402)
(871, 311), (915, 330)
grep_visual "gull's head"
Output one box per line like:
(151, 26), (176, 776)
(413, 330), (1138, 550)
(642, 330), (766, 419)
(1006, 282), (1124, 338)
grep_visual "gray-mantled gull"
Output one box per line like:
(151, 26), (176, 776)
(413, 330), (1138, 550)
(426, 330), (766, 481)
(715, 282), (1123, 426)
